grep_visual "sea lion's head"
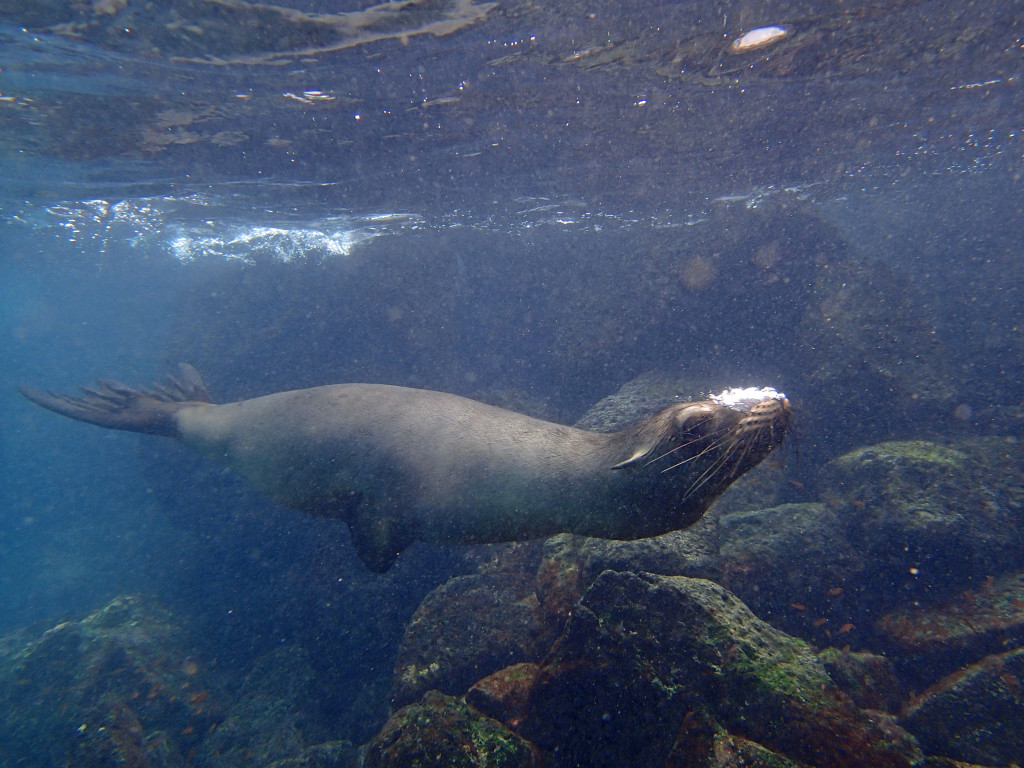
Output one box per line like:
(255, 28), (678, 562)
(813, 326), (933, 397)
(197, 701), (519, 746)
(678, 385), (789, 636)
(613, 387), (790, 525)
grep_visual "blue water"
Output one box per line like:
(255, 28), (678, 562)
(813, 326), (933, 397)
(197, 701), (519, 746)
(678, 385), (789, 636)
(2, 0), (1023, 755)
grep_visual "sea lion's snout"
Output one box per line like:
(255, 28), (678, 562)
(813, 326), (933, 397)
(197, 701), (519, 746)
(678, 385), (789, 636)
(623, 388), (790, 476)
(710, 386), (790, 455)
(612, 387), (791, 533)
(734, 395), (790, 447)
(674, 390), (789, 445)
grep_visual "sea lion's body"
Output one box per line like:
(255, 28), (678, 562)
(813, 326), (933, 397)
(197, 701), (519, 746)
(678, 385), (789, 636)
(20, 366), (790, 571)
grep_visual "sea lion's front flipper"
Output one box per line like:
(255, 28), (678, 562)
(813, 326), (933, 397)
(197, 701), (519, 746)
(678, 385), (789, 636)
(19, 363), (213, 437)
(347, 497), (412, 573)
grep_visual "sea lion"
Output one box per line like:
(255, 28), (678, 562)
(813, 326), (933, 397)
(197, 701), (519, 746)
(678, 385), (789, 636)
(19, 365), (790, 571)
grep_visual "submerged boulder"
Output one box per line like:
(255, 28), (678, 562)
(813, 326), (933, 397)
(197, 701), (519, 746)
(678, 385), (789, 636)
(822, 439), (1024, 601)
(263, 741), (360, 768)
(876, 568), (1024, 676)
(715, 502), (861, 629)
(465, 663), (541, 726)
(522, 570), (923, 768)
(196, 644), (332, 767)
(664, 707), (813, 768)
(900, 646), (1024, 766)
(389, 573), (557, 709)
(711, 438), (1024, 647)
(0, 595), (224, 768)
(365, 691), (540, 768)
(816, 647), (907, 714)
(0, 596), (348, 768)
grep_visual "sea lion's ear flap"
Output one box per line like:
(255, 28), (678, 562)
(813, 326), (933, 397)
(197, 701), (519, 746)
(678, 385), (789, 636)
(348, 500), (410, 572)
(611, 446), (653, 470)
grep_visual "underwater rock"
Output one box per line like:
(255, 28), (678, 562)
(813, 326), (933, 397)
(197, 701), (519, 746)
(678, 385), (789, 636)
(900, 646), (1024, 766)
(389, 573), (557, 709)
(263, 740), (360, 768)
(522, 570), (923, 768)
(533, 534), (588, 627)
(410, 433), (1024, 735)
(525, 465), (784, 636)
(365, 691), (540, 768)
(705, 437), (1024, 650)
(716, 503), (862, 630)
(822, 439), (1024, 603)
(0, 595), (223, 768)
(465, 663), (540, 725)
(817, 648), (907, 714)
(876, 569), (1024, 678)
(196, 644), (330, 767)
(542, 525), (721, 593)
(532, 521), (735, 635)
(665, 707), (812, 768)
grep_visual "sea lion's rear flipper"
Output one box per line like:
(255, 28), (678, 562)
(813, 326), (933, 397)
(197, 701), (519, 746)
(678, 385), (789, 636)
(19, 363), (213, 437)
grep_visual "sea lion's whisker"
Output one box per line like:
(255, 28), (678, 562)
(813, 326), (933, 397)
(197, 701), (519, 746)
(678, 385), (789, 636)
(730, 434), (756, 471)
(676, 423), (774, 503)
(679, 450), (736, 504)
(657, 429), (733, 472)
(669, 439), (736, 486)
(644, 432), (718, 467)
(644, 442), (690, 467)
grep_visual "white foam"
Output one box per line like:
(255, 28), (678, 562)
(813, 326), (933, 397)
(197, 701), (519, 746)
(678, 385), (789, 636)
(711, 386), (787, 412)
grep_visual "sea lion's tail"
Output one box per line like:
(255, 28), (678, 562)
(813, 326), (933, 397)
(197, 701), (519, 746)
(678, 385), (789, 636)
(19, 363), (213, 437)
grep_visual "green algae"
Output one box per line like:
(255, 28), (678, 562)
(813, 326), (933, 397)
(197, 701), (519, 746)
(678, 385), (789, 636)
(832, 440), (968, 472)
(708, 623), (827, 705)
(366, 692), (535, 768)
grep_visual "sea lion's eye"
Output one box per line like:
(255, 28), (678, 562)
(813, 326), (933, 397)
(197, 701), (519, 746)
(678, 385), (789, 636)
(674, 406), (714, 432)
